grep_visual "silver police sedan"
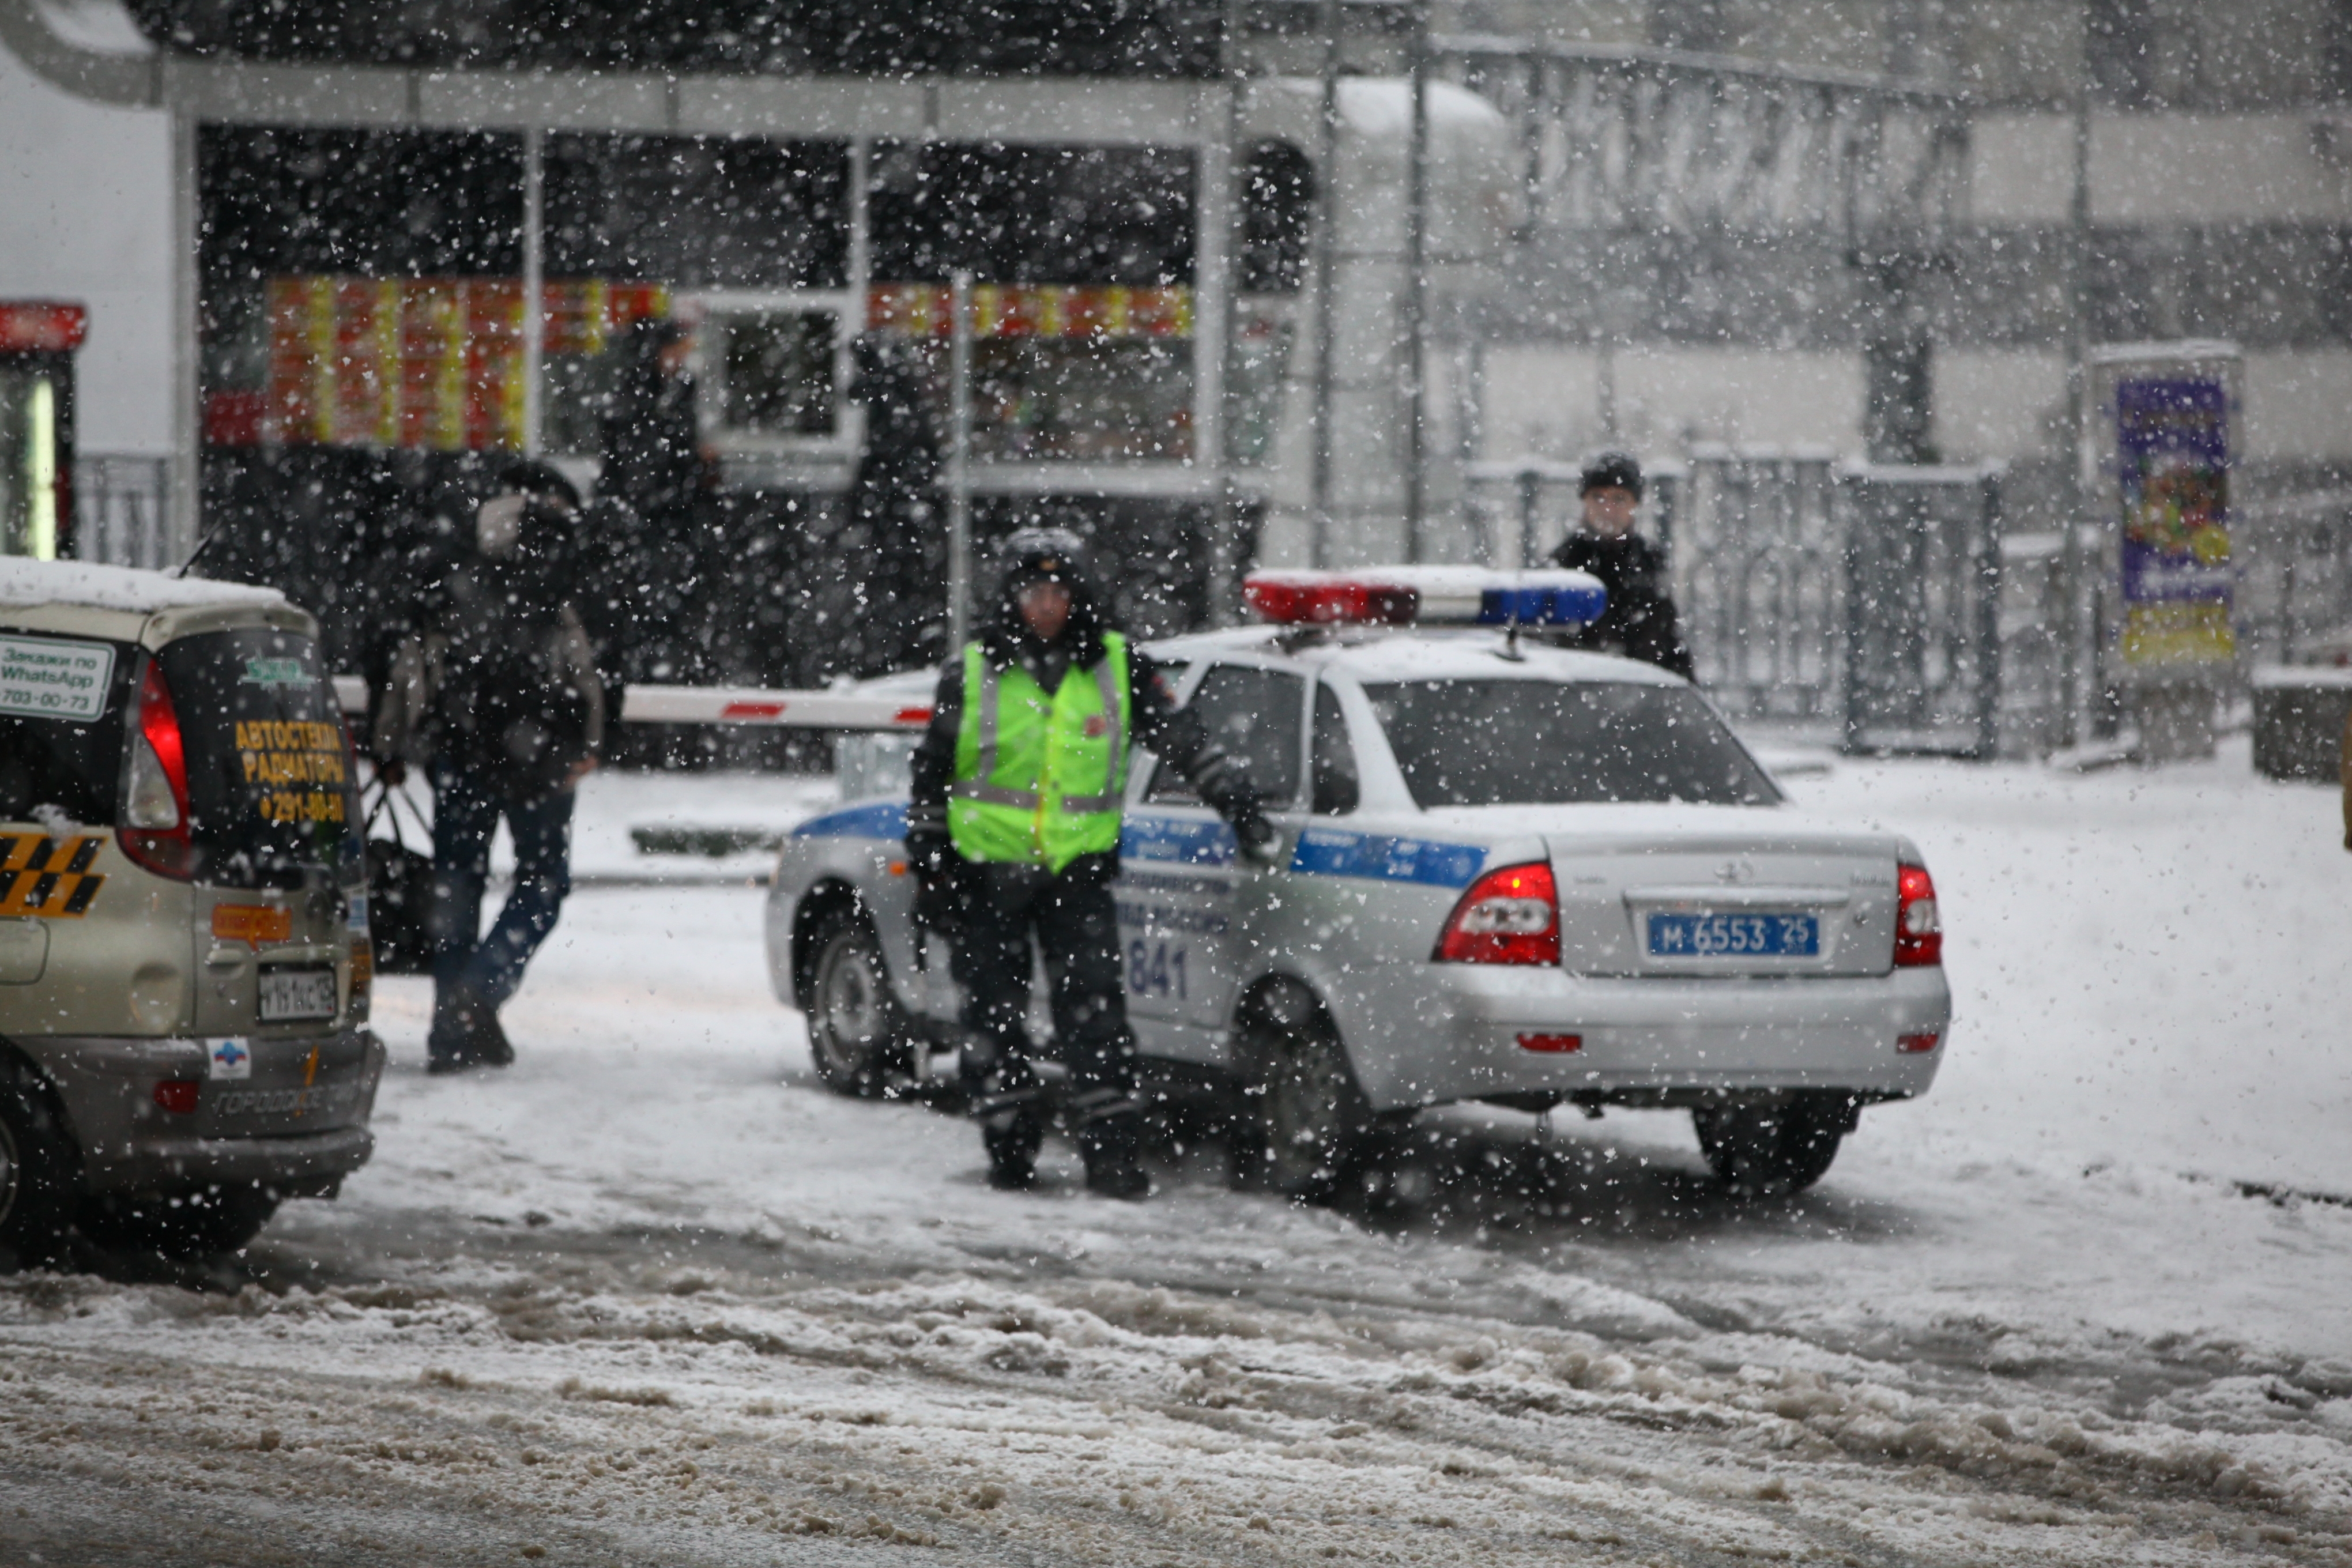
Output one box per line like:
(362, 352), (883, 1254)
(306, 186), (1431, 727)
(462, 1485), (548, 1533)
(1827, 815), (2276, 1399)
(765, 586), (1951, 1201)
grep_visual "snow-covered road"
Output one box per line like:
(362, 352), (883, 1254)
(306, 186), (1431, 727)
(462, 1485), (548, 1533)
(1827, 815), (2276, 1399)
(4, 747), (2349, 1566)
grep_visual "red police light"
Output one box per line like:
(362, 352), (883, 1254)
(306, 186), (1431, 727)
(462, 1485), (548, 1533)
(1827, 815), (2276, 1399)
(1243, 572), (1418, 626)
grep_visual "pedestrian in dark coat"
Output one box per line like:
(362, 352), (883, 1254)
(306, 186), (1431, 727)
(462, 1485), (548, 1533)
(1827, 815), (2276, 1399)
(599, 319), (714, 684)
(1548, 451), (1695, 680)
(371, 459), (604, 1073)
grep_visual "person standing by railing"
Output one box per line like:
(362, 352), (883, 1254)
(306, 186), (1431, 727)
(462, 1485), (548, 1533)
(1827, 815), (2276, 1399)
(1548, 452), (1695, 680)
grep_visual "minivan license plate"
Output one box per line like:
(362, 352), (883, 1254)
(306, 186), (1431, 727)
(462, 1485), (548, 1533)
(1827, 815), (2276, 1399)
(1648, 911), (1818, 958)
(258, 966), (338, 1022)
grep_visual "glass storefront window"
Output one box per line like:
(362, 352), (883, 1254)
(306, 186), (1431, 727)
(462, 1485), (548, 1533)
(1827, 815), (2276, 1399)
(713, 311), (839, 438)
(0, 366), (62, 559)
(866, 282), (1194, 462)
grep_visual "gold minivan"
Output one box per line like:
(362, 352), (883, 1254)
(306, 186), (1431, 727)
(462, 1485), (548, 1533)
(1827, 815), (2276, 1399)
(1, 558), (383, 1263)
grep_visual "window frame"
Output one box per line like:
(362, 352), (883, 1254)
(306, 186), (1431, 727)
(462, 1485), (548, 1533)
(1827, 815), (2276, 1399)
(1141, 655), (1310, 812)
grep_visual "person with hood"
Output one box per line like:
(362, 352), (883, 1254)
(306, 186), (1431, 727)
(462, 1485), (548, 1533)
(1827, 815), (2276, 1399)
(371, 459), (605, 1073)
(1548, 451), (1695, 680)
(905, 528), (1275, 1198)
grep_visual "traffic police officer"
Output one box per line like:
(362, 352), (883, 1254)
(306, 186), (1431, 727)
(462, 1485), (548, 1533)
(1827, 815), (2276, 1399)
(905, 529), (1273, 1198)
(1548, 451), (1695, 679)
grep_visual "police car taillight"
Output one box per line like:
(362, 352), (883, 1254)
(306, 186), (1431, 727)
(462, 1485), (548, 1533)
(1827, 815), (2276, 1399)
(1894, 863), (1942, 967)
(1434, 862), (1560, 965)
(1243, 567), (1605, 628)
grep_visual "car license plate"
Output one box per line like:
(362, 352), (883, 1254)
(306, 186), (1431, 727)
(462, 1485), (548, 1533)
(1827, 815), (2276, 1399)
(1648, 911), (1819, 958)
(258, 966), (338, 1022)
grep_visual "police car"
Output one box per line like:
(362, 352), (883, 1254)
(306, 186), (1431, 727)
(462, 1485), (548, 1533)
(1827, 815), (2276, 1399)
(763, 567), (1951, 1200)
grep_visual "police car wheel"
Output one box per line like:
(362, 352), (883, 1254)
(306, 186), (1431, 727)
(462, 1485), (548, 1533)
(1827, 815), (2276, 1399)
(807, 913), (910, 1098)
(1692, 1094), (1849, 1199)
(1229, 1001), (1378, 1205)
(0, 1054), (79, 1271)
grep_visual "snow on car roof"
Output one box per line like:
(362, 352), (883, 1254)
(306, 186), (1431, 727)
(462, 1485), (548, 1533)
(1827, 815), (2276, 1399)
(0, 557), (285, 615)
(1146, 624), (1682, 685)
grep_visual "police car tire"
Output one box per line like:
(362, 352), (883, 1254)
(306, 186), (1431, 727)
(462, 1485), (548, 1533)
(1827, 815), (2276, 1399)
(0, 1054), (80, 1271)
(1228, 999), (1379, 1206)
(1691, 1094), (1848, 1199)
(806, 912), (910, 1098)
(79, 1185), (281, 1259)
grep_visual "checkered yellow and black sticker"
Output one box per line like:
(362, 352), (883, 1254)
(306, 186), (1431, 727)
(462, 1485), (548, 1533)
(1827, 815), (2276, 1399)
(0, 834), (107, 918)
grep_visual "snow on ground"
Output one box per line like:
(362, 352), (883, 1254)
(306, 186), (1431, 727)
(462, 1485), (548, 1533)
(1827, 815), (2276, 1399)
(4, 744), (2350, 1566)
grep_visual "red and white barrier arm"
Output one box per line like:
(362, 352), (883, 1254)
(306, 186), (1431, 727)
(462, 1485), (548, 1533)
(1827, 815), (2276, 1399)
(331, 677), (931, 732)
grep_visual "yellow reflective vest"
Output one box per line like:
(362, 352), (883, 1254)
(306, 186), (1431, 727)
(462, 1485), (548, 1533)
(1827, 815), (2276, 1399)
(948, 632), (1132, 870)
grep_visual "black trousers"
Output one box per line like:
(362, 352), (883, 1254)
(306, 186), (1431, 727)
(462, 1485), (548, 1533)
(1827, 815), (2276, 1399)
(948, 857), (1136, 1106)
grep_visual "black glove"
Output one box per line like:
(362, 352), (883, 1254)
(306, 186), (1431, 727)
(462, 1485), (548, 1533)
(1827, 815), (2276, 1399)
(906, 829), (967, 930)
(1198, 770), (1279, 864)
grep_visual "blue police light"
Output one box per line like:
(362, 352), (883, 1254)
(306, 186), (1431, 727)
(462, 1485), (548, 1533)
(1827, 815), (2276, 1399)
(1477, 571), (1609, 627)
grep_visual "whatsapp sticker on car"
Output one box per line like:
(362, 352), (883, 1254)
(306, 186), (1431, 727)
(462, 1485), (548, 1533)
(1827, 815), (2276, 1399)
(0, 634), (115, 722)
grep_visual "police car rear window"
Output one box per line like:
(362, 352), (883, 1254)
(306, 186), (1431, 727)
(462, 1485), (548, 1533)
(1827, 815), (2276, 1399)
(1363, 679), (1780, 808)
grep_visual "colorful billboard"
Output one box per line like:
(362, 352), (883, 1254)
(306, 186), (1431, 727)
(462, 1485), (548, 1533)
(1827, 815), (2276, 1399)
(2108, 364), (2237, 670)
(254, 277), (669, 451)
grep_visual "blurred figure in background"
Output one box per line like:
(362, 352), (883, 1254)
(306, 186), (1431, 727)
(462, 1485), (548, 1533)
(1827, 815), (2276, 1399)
(371, 460), (605, 1073)
(600, 319), (714, 687)
(1548, 451), (1695, 680)
(842, 333), (945, 676)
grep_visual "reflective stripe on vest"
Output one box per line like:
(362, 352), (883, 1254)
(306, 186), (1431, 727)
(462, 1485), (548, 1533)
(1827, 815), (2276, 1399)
(948, 634), (1130, 869)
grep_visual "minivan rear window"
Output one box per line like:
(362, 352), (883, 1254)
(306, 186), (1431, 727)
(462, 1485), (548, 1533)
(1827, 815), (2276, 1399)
(1363, 679), (1780, 808)
(156, 627), (359, 888)
(0, 631), (135, 826)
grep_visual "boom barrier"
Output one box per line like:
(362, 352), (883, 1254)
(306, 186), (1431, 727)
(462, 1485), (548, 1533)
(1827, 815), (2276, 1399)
(331, 678), (931, 732)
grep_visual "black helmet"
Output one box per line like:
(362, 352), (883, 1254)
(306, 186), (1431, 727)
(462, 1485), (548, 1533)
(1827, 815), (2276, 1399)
(1579, 451), (1644, 499)
(997, 526), (1092, 596)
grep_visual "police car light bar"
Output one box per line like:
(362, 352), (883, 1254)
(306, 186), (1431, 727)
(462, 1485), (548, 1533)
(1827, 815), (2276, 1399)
(1243, 567), (1606, 629)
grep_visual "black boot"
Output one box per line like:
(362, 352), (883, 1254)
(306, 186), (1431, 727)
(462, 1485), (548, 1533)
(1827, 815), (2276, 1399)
(427, 985), (484, 1075)
(1075, 1105), (1151, 1201)
(962, 1030), (1047, 1190)
(468, 1005), (514, 1068)
(980, 1105), (1046, 1190)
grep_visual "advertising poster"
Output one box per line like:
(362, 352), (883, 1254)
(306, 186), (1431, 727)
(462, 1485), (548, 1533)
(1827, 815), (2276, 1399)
(2114, 374), (2235, 669)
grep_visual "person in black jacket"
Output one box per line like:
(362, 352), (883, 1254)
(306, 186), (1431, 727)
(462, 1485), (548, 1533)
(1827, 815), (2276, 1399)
(1548, 451), (1695, 680)
(372, 460), (605, 1074)
(905, 528), (1273, 1198)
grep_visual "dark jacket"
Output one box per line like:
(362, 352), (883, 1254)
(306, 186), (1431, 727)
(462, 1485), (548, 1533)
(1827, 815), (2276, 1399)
(907, 590), (1228, 872)
(1548, 530), (1695, 680)
(372, 510), (606, 803)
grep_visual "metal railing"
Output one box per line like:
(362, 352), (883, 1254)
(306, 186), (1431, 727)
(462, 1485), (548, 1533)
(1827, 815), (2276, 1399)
(1436, 36), (1970, 244)
(2233, 489), (2352, 668)
(73, 454), (172, 570)
(1674, 448), (1845, 724)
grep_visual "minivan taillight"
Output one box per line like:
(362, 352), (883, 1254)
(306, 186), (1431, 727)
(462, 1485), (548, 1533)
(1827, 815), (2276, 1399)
(1434, 861), (1559, 965)
(119, 659), (197, 879)
(1894, 863), (1941, 967)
